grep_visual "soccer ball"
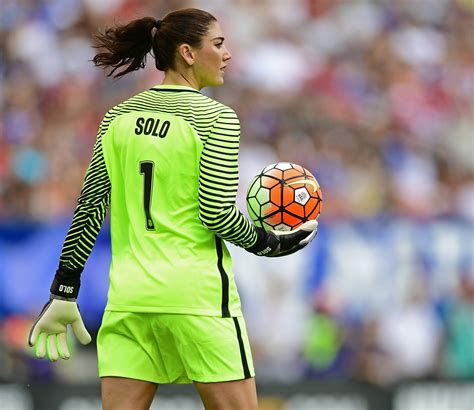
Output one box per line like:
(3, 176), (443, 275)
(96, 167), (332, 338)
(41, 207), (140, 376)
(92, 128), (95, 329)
(246, 162), (323, 231)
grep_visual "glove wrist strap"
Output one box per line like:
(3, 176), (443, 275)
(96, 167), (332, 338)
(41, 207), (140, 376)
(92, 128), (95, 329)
(246, 227), (279, 256)
(50, 276), (80, 299)
(246, 227), (269, 254)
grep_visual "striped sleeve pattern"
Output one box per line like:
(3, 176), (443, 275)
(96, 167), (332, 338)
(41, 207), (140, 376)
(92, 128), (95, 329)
(198, 108), (257, 248)
(58, 87), (257, 274)
(58, 120), (111, 273)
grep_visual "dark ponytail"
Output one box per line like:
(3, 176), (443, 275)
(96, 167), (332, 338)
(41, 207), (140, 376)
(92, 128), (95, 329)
(92, 9), (217, 78)
(92, 17), (156, 79)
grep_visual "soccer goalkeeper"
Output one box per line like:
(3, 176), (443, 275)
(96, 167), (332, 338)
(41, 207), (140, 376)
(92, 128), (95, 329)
(28, 8), (318, 409)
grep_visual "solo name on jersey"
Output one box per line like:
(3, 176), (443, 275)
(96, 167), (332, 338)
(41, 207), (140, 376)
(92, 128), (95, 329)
(135, 117), (171, 138)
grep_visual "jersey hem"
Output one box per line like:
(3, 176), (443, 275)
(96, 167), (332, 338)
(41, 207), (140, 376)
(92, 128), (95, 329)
(105, 304), (243, 317)
(98, 370), (192, 385)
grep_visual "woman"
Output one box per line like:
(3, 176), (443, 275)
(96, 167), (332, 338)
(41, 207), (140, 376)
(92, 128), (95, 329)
(28, 8), (317, 409)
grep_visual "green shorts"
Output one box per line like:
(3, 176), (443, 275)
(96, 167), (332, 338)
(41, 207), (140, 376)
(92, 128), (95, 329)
(97, 311), (255, 384)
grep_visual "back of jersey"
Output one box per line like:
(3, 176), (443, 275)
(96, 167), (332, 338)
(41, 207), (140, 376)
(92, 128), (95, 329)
(101, 85), (241, 317)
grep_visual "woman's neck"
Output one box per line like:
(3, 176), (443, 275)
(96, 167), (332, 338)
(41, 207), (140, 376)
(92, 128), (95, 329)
(162, 70), (200, 90)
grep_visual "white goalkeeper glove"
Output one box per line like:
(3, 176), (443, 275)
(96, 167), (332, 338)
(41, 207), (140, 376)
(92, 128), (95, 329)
(247, 219), (318, 257)
(28, 296), (92, 361)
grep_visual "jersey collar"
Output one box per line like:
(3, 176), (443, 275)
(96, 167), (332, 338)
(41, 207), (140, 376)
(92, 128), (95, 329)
(150, 85), (201, 94)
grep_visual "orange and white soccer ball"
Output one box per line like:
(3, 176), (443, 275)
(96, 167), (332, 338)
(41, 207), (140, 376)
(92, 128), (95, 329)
(246, 162), (323, 231)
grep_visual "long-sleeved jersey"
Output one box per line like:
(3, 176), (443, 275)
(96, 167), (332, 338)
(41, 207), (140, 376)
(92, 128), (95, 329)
(58, 85), (258, 317)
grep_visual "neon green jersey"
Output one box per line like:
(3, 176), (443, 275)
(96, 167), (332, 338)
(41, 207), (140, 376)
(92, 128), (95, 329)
(58, 85), (258, 317)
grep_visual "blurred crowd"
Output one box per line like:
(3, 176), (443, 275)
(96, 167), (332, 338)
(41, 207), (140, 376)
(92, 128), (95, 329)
(1, 0), (473, 387)
(1, 0), (474, 221)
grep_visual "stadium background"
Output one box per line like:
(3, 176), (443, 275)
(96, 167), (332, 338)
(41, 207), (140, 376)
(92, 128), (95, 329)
(1, 0), (473, 408)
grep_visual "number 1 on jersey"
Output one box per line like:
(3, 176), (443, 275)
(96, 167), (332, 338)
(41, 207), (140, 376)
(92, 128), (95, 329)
(139, 161), (156, 231)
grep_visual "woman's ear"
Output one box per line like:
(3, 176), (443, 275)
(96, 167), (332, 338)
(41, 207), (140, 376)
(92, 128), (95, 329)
(177, 44), (195, 66)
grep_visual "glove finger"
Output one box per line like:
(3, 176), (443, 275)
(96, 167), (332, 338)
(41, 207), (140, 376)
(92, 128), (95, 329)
(280, 224), (316, 252)
(300, 220), (318, 232)
(28, 322), (41, 347)
(47, 335), (59, 362)
(58, 333), (70, 360)
(292, 220), (318, 240)
(299, 229), (317, 246)
(291, 220), (318, 242)
(28, 300), (53, 346)
(274, 220), (318, 237)
(270, 243), (305, 257)
(72, 318), (92, 345)
(35, 332), (47, 359)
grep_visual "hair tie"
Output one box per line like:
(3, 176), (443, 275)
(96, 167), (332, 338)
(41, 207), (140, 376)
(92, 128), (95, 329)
(154, 19), (162, 30)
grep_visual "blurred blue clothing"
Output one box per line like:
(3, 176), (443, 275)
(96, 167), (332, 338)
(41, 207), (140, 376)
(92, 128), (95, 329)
(0, 220), (110, 328)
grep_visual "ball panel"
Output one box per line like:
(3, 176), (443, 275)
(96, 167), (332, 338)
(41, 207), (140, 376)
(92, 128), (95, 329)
(255, 186), (270, 205)
(306, 207), (320, 221)
(262, 221), (275, 231)
(247, 197), (260, 217)
(273, 223), (292, 231)
(247, 176), (261, 197)
(262, 163), (277, 173)
(254, 219), (265, 229)
(264, 167), (283, 180)
(286, 201), (305, 217)
(265, 211), (282, 226)
(282, 212), (303, 227)
(282, 168), (304, 181)
(305, 197), (323, 220)
(269, 183), (281, 206)
(261, 175), (280, 189)
(274, 162), (294, 171)
(294, 187), (310, 205)
(282, 186), (295, 207)
(261, 201), (278, 218)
